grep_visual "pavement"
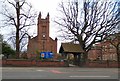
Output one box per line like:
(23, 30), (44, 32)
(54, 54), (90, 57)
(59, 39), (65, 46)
(1, 67), (119, 80)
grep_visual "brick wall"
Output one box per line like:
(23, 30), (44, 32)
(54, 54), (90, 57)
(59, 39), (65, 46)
(1, 59), (69, 67)
(1, 59), (118, 67)
(83, 61), (119, 68)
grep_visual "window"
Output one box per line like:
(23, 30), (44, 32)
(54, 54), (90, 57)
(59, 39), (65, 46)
(42, 33), (46, 39)
(42, 26), (46, 33)
(42, 41), (45, 50)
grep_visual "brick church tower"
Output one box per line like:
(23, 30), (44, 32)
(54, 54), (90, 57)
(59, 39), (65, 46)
(27, 12), (57, 58)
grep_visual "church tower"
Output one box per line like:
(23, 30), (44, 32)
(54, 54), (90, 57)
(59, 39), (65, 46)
(37, 12), (49, 40)
(27, 12), (57, 58)
(37, 12), (50, 52)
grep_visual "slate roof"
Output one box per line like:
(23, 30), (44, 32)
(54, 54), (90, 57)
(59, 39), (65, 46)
(59, 43), (84, 53)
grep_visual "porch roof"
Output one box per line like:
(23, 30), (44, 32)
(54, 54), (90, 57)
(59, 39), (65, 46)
(59, 43), (84, 54)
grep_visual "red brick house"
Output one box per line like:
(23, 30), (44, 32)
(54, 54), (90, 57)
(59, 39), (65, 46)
(27, 12), (57, 58)
(88, 43), (102, 61)
(88, 40), (117, 61)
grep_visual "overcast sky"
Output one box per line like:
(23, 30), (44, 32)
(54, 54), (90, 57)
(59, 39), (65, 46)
(29, 0), (63, 52)
(1, 0), (118, 52)
(0, 0), (63, 52)
(29, 0), (62, 38)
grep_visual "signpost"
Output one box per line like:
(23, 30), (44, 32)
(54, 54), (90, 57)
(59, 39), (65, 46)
(40, 52), (53, 59)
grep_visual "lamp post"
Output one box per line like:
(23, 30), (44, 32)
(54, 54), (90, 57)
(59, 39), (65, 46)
(14, 0), (20, 59)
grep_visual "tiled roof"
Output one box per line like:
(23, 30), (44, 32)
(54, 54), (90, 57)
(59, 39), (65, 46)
(59, 43), (84, 53)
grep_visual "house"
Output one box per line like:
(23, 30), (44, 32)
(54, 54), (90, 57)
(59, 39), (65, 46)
(88, 33), (120, 61)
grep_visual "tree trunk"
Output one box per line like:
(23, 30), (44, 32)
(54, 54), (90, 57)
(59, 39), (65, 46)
(16, 30), (19, 59)
(15, 2), (20, 59)
(82, 51), (88, 65)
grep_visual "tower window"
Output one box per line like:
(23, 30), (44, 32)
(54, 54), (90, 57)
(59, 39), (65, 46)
(42, 33), (46, 39)
(43, 34), (46, 38)
(42, 26), (46, 33)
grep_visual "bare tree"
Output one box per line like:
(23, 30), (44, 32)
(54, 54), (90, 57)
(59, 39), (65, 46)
(0, 0), (37, 58)
(55, 0), (120, 63)
(7, 29), (30, 51)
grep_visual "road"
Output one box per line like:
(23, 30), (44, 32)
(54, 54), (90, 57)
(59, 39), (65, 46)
(1, 67), (119, 79)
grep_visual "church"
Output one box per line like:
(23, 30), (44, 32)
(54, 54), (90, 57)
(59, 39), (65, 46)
(27, 12), (57, 58)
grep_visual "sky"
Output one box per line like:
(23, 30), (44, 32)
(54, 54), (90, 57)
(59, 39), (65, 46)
(29, 0), (63, 52)
(29, 0), (62, 37)
(1, 0), (118, 52)
(28, 0), (120, 52)
(0, 0), (64, 52)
